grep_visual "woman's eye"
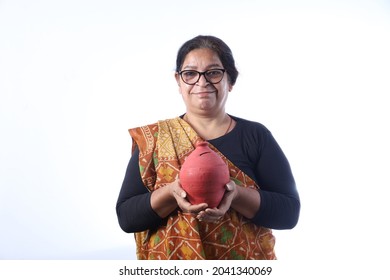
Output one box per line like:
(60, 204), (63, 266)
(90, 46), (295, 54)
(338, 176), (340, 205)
(207, 70), (222, 77)
(183, 71), (197, 78)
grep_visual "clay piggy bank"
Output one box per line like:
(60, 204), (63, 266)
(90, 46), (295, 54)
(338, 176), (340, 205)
(179, 141), (230, 208)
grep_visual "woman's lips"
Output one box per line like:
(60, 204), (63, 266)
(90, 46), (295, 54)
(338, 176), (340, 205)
(192, 91), (216, 97)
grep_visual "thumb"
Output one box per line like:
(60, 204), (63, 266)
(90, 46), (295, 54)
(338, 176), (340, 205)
(226, 180), (236, 192)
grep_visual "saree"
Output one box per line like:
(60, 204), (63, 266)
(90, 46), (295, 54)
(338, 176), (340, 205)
(129, 117), (276, 260)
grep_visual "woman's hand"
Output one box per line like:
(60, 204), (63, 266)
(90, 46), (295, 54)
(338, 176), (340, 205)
(171, 179), (208, 214)
(196, 180), (238, 223)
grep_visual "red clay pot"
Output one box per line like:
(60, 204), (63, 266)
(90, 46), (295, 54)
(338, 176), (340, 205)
(179, 141), (230, 208)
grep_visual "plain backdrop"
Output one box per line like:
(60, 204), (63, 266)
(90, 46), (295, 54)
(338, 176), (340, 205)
(1, 0), (390, 275)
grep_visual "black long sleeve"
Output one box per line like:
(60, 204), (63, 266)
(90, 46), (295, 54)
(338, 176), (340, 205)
(210, 117), (300, 229)
(116, 147), (163, 233)
(116, 116), (300, 232)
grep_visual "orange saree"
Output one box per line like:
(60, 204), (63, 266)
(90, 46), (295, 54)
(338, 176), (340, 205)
(129, 117), (276, 260)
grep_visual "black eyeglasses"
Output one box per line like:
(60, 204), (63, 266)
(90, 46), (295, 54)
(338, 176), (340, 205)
(178, 69), (226, 85)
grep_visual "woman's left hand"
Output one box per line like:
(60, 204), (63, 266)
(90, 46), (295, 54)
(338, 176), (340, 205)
(196, 180), (237, 223)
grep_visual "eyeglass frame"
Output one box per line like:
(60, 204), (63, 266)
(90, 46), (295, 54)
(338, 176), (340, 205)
(178, 68), (226, 85)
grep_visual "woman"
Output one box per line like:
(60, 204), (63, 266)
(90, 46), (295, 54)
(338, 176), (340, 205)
(116, 35), (300, 260)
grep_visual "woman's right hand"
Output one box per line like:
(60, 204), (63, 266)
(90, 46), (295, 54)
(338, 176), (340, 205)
(170, 179), (208, 214)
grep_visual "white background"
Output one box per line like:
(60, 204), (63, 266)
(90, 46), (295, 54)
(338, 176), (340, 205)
(1, 0), (390, 277)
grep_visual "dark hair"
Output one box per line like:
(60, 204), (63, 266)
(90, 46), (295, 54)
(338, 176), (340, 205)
(175, 35), (239, 85)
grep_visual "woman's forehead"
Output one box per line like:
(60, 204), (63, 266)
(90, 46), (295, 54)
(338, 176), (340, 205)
(182, 48), (222, 68)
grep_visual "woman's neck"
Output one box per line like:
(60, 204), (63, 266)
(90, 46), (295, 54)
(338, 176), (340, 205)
(183, 112), (234, 140)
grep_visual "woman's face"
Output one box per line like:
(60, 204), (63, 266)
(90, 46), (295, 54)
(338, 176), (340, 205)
(175, 48), (232, 116)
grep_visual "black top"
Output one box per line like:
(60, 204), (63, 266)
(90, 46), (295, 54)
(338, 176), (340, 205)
(116, 115), (300, 233)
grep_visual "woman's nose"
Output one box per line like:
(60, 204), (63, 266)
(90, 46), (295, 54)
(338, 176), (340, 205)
(196, 73), (210, 86)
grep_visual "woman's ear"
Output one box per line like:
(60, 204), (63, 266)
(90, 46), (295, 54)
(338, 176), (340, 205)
(175, 72), (183, 94)
(175, 72), (180, 86)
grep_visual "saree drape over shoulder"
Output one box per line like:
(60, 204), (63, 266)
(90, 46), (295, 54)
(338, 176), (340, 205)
(129, 117), (276, 260)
